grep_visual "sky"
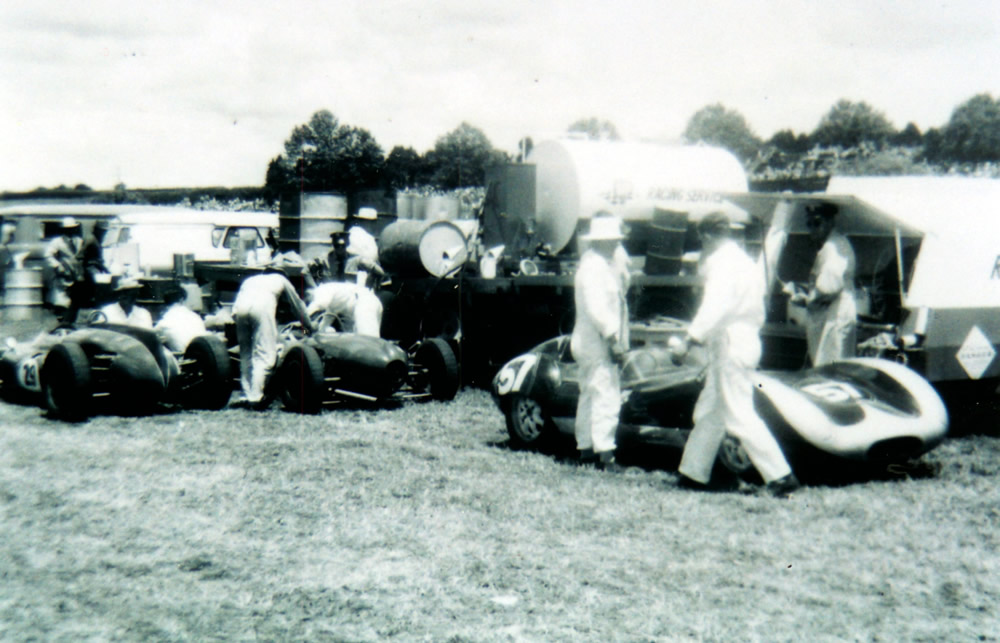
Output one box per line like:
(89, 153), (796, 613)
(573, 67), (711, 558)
(2, 0), (998, 191)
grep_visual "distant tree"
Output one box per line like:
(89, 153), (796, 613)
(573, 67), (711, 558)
(929, 93), (1000, 163)
(567, 118), (620, 141)
(263, 156), (292, 201)
(265, 109), (385, 197)
(683, 104), (761, 162)
(920, 127), (944, 161)
(425, 122), (509, 189)
(767, 129), (811, 154)
(384, 146), (427, 189)
(891, 122), (923, 147)
(74, 184), (93, 192)
(810, 100), (895, 148)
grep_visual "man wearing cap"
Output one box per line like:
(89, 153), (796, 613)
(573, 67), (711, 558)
(232, 267), (316, 408)
(100, 277), (153, 329)
(70, 219), (111, 313)
(671, 212), (798, 497)
(571, 211), (632, 471)
(154, 284), (207, 353)
(44, 217), (84, 320)
(789, 202), (857, 366)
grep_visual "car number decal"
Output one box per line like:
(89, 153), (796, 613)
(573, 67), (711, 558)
(18, 357), (42, 393)
(496, 355), (538, 396)
(801, 381), (861, 404)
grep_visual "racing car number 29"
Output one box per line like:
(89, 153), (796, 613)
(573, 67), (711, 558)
(18, 358), (42, 393)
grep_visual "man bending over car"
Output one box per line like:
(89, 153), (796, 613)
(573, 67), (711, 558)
(233, 266), (316, 408)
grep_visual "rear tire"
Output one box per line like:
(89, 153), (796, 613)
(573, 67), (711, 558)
(278, 343), (325, 414)
(42, 342), (93, 421)
(181, 335), (232, 410)
(414, 337), (459, 401)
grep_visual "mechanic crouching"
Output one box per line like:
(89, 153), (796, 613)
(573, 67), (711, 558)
(571, 212), (631, 472)
(233, 266), (316, 409)
(671, 212), (800, 497)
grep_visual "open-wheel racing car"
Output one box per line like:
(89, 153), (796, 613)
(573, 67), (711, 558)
(492, 318), (949, 481)
(261, 319), (460, 414)
(0, 318), (232, 421)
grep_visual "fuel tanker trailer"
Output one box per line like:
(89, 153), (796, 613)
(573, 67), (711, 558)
(379, 137), (753, 385)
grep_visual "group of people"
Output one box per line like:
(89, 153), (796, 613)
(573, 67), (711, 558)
(232, 225), (386, 409)
(43, 217), (111, 322)
(39, 217), (386, 413)
(571, 202), (857, 497)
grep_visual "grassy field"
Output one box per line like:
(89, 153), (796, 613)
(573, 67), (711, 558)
(1, 375), (999, 641)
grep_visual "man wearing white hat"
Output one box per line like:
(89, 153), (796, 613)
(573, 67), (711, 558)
(571, 211), (632, 471)
(43, 217), (83, 319)
(100, 277), (153, 329)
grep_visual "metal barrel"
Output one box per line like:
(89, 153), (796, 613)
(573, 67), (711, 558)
(3, 266), (44, 320)
(644, 207), (688, 275)
(418, 220), (479, 277)
(279, 193), (347, 264)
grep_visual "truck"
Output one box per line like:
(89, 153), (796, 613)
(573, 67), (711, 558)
(373, 139), (1000, 428)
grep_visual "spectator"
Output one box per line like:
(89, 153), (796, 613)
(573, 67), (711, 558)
(44, 217), (83, 321)
(100, 277), (153, 329)
(788, 202), (857, 366)
(570, 212), (631, 471)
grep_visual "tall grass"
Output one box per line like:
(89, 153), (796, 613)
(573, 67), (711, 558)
(0, 390), (997, 640)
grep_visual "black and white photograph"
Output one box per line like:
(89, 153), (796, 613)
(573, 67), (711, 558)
(1, 0), (998, 639)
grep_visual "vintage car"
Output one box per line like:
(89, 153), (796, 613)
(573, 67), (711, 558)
(262, 321), (460, 414)
(0, 321), (232, 421)
(491, 319), (949, 480)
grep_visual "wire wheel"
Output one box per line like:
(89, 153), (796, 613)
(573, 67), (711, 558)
(507, 394), (554, 450)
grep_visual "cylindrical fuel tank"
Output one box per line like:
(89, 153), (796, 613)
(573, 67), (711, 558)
(527, 139), (748, 254)
(419, 220), (479, 277)
(379, 219), (480, 277)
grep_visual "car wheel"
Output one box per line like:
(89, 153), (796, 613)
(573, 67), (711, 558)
(414, 337), (460, 401)
(180, 335), (232, 410)
(506, 394), (556, 450)
(42, 342), (93, 421)
(279, 343), (325, 414)
(718, 435), (754, 476)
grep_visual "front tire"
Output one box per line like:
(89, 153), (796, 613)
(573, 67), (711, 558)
(278, 343), (325, 414)
(42, 342), (93, 421)
(506, 394), (557, 450)
(181, 335), (232, 410)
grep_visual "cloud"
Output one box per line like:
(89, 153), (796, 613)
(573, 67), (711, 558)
(2, 0), (1000, 190)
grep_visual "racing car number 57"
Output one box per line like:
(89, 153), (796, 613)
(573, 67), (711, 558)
(495, 354), (538, 396)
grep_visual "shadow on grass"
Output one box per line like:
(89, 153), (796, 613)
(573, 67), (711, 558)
(488, 433), (683, 475)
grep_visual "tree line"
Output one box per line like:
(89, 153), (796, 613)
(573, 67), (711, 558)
(683, 93), (1000, 169)
(265, 93), (1000, 201)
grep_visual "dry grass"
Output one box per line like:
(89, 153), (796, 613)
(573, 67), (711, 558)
(1, 380), (999, 641)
